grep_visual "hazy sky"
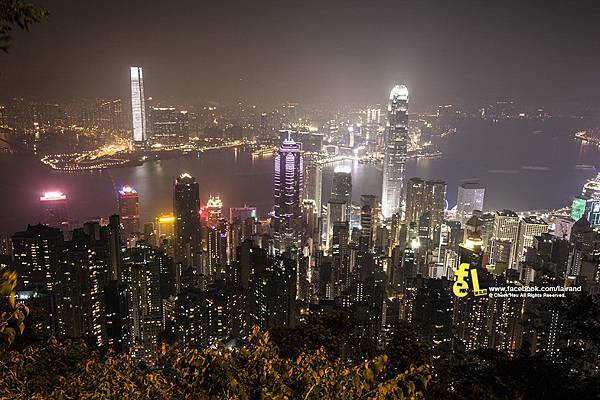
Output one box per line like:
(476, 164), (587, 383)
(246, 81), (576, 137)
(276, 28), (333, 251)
(2, 0), (600, 109)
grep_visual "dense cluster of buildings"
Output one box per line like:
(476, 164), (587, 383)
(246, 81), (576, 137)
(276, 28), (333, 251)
(1, 82), (599, 366)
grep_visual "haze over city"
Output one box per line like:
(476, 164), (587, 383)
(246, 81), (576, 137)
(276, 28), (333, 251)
(3, 0), (600, 108)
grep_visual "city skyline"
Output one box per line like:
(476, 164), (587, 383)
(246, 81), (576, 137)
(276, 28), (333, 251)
(1, 3), (599, 397)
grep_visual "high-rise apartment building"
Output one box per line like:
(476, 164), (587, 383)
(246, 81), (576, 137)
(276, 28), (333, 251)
(12, 224), (64, 290)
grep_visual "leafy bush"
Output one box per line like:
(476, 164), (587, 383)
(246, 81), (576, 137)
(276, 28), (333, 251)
(0, 328), (430, 399)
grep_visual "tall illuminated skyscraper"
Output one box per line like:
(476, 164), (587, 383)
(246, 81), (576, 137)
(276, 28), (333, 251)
(173, 173), (201, 268)
(381, 85), (409, 219)
(206, 195), (223, 228)
(331, 165), (352, 205)
(130, 66), (147, 144)
(273, 131), (303, 253)
(405, 178), (446, 239)
(492, 210), (520, 268)
(516, 216), (549, 264)
(118, 185), (140, 236)
(457, 182), (485, 224)
(325, 166), (352, 249)
(303, 155), (323, 214)
(40, 191), (69, 230)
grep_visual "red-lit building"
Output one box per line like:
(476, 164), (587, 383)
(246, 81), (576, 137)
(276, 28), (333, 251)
(118, 186), (140, 237)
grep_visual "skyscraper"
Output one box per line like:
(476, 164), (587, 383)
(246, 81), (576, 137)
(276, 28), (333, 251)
(156, 213), (176, 240)
(404, 178), (447, 240)
(405, 178), (425, 228)
(492, 210), (520, 268)
(570, 195), (592, 221)
(40, 191), (69, 231)
(206, 195), (223, 228)
(516, 216), (549, 264)
(425, 180), (447, 240)
(359, 195), (379, 253)
(149, 107), (189, 145)
(12, 223), (64, 290)
(130, 66), (147, 144)
(273, 131), (303, 253)
(456, 182), (485, 224)
(331, 165), (352, 204)
(381, 85), (409, 219)
(330, 164), (352, 227)
(173, 173), (201, 269)
(123, 244), (164, 363)
(303, 155), (323, 214)
(118, 185), (140, 237)
(330, 221), (350, 296)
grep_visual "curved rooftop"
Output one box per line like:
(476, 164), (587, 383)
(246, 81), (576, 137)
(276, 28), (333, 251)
(389, 84), (409, 101)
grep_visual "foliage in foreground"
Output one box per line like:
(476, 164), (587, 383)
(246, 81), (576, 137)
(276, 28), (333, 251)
(0, 0), (48, 52)
(0, 327), (431, 399)
(0, 271), (29, 345)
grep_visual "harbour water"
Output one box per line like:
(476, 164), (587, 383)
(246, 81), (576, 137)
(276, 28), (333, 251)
(0, 117), (599, 235)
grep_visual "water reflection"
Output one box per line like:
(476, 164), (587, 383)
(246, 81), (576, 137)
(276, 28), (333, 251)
(0, 117), (598, 235)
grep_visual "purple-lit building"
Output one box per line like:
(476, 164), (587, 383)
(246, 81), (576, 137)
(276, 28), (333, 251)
(272, 131), (303, 253)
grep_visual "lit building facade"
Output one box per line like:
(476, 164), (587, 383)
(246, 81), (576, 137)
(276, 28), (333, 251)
(381, 85), (409, 219)
(516, 216), (549, 264)
(303, 155), (323, 214)
(149, 107), (189, 145)
(130, 66), (147, 144)
(118, 185), (140, 237)
(173, 173), (201, 269)
(40, 191), (69, 231)
(405, 178), (447, 240)
(492, 210), (520, 268)
(156, 213), (175, 240)
(12, 223), (64, 290)
(456, 182), (485, 224)
(206, 195), (223, 228)
(273, 132), (303, 253)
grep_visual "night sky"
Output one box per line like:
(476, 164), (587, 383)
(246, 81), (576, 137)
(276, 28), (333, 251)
(2, 0), (600, 109)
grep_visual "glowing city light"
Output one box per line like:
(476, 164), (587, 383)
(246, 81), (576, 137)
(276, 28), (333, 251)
(119, 185), (137, 195)
(158, 214), (176, 223)
(40, 191), (67, 201)
(334, 165), (352, 174)
(206, 195), (223, 209)
(389, 84), (409, 100)
(464, 237), (484, 250)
